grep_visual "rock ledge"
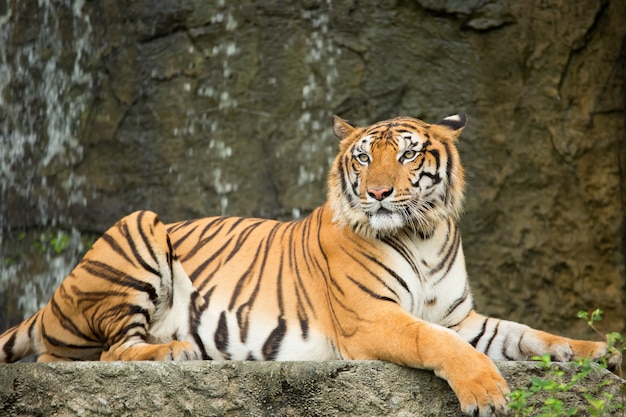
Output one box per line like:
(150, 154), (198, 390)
(1, 361), (624, 416)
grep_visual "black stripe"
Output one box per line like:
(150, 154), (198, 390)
(288, 222), (316, 327)
(413, 171), (441, 188)
(170, 224), (199, 250)
(50, 291), (101, 343)
(110, 322), (147, 344)
(81, 260), (159, 303)
(166, 236), (176, 309)
(443, 283), (469, 319)
(262, 317), (286, 360)
(382, 236), (421, 279)
(346, 275), (396, 303)
(101, 233), (135, 266)
(135, 211), (161, 270)
(313, 208), (360, 337)
(469, 319), (488, 347)
(166, 219), (196, 234)
(41, 321), (102, 350)
(233, 224), (282, 343)
(441, 140), (454, 204)
(517, 332), (528, 360)
(224, 220), (267, 264)
(276, 246), (285, 314)
(315, 207), (344, 296)
(3, 330), (17, 363)
(227, 217), (247, 233)
(338, 156), (354, 206)
(228, 243), (265, 311)
(445, 310), (471, 329)
(436, 218), (455, 257)
(199, 217), (230, 240)
(298, 215), (316, 277)
(214, 311), (230, 359)
(236, 304), (251, 344)
(501, 334), (516, 360)
(362, 252), (410, 294)
(188, 236), (234, 283)
(189, 291), (211, 360)
(340, 248), (400, 300)
(431, 222), (461, 284)
(483, 321), (501, 354)
(180, 217), (230, 263)
(119, 216), (160, 277)
(296, 300), (309, 340)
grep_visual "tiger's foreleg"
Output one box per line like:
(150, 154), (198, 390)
(342, 304), (509, 417)
(454, 310), (621, 370)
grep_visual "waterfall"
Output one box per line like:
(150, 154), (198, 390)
(0, 0), (95, 328)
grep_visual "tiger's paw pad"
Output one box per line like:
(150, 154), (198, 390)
(603, 347), (622, 373)
(457, 381), (509, 417)
(568, 339), (622, 371)
(166, 340), (201, 361)
(450, 366), (510, 416)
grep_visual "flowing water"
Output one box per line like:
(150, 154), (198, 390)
(0, 0), (96, 329)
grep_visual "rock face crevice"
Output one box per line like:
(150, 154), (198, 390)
(1, 361), (623, 417)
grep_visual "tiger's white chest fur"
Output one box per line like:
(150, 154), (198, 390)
(381, 218), (473, 328)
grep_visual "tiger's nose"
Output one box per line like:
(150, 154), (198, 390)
(367, 187), (394, 201)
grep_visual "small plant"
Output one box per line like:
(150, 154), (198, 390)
(34, 230), (71, 254)
(50, 232), (70, 254)
(508, 309), (625, 416)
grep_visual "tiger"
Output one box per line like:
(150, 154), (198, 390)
(0, 113), (620, 416)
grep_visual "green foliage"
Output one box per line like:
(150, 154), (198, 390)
(508, 309), (625, 417)
(34, 230), (71, 254)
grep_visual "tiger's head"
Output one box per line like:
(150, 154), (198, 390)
(328, 114), (467, 238)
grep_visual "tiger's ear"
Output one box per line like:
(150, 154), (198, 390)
(434, 113), (468, 138)
(332, 115), (358, 140)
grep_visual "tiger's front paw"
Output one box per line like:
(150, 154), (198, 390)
(569, 339), (622, 372)
(444, 355), (510, 416)
(529, 331), (622, 371)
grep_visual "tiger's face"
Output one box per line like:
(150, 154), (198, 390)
(328, 114), (467, 238)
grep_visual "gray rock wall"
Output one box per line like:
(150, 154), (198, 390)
(1, 361), (624, 416)
(1, 1), (625, 338)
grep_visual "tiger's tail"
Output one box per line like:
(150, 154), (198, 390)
(0, 311), (42, 363)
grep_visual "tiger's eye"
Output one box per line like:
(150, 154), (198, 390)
(401, 150), (419, 162)
(356, 153), (370, 164)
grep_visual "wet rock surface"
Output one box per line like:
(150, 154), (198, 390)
(1, 361), (624, 417)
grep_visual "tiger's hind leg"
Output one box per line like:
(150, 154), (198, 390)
(99, 210), (200, 361)
(61, 210), (200, 362)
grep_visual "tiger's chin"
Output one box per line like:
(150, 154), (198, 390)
(367, 210), (406, 237)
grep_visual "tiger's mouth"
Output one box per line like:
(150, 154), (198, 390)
(368, 207), (393, 217)
(365, 205), (406, 234)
